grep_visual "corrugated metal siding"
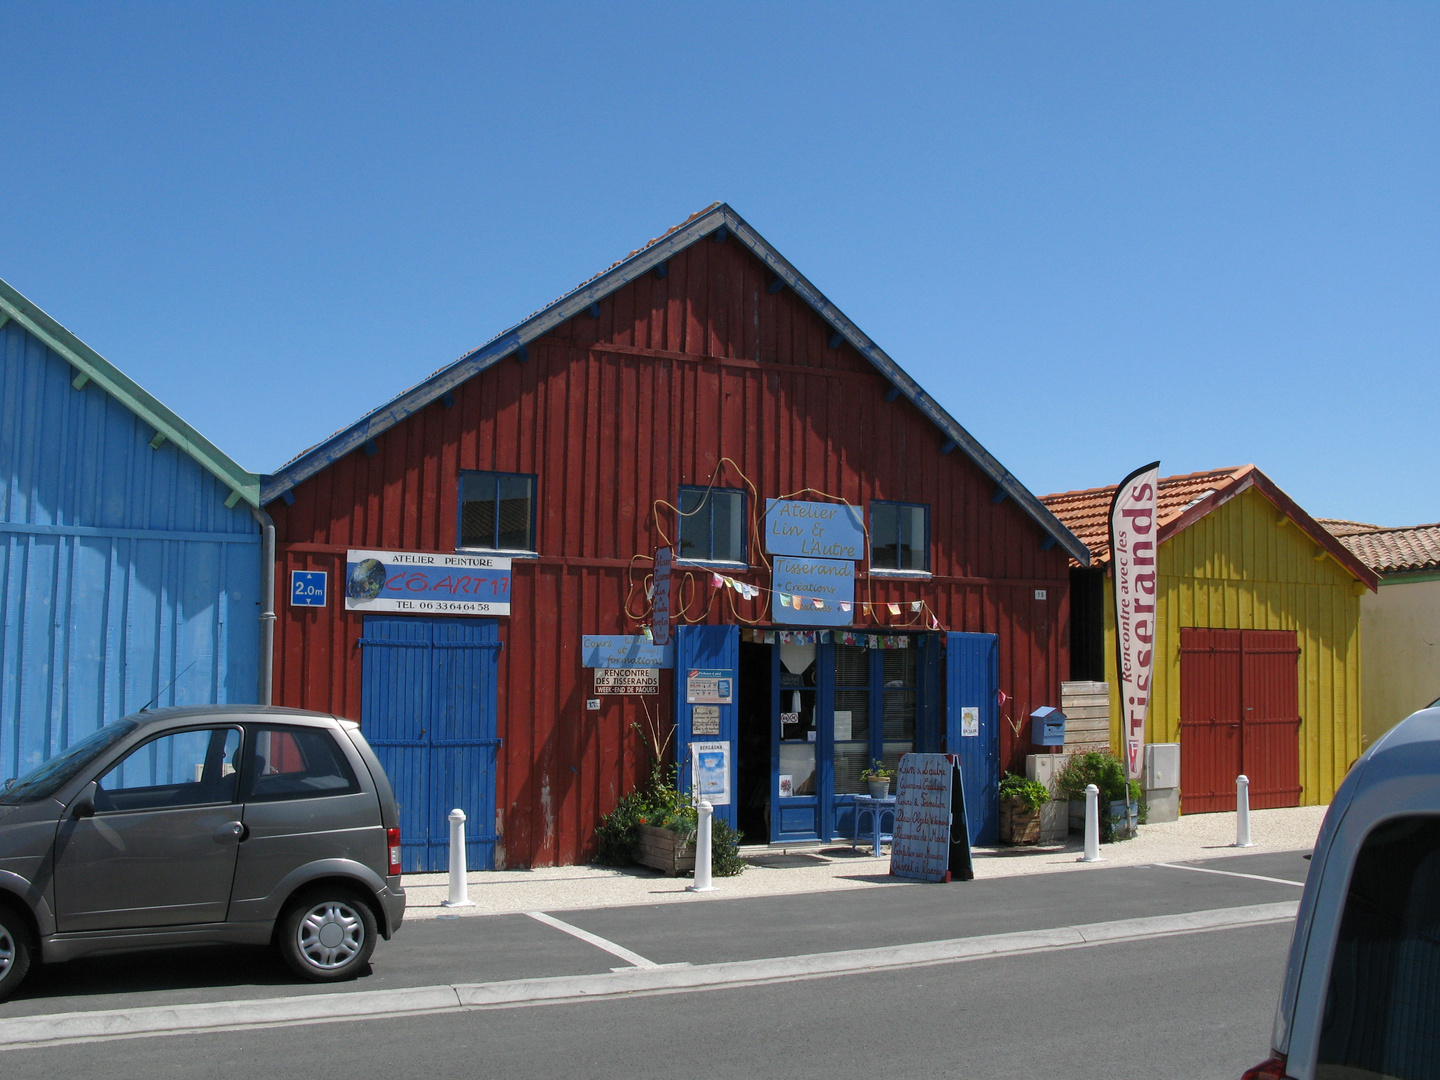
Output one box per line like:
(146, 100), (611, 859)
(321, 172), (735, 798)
(0, 321), (259, 780)
(1106, 486), (1363, 807)
(271, 234), (1071, 866)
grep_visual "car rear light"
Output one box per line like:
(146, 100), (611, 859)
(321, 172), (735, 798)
(1241, 1055), (1288, 1080)
(386, 827), (402, 876)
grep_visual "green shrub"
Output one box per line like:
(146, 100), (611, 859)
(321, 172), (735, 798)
(593, 761), (746, 876)
(1054, 751), (1142, 842)
(997, 772), (1051, 810)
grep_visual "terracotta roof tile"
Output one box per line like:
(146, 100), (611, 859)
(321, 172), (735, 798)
(1335, 524), (1440, 575)
(1316, 518), (1382, 537)
(1040, 466), (1251, 564)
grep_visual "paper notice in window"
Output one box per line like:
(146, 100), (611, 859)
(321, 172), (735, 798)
(833, 710), (852, 740)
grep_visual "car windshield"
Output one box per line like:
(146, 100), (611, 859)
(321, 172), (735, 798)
(0, 720), (140, 804)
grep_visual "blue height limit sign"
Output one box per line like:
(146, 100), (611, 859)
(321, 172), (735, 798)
(290, 570), (328, 607)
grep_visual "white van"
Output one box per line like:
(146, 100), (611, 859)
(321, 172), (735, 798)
(1243, 704), (1440, 1080)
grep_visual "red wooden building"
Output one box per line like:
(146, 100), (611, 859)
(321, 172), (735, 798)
(260, 204), (1088, 869)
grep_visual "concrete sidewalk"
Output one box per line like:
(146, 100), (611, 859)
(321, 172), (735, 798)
(401, 804), (1326, 919)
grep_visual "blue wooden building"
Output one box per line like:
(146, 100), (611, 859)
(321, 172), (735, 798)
(0, 277), (262, 781)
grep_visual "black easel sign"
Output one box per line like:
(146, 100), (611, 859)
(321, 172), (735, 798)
(889, 752), (975, 883)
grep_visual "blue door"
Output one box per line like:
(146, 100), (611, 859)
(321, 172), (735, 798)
(360, 616), (500, 872)
(673, 624), (739, 831)
(946, 632), (1000, 846)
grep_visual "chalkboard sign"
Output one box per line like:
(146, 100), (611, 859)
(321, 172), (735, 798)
(889, 753), (974, 883)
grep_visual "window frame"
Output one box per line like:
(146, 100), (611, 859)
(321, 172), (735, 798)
(456, 469), (539, 556)
(238, 724), (363, 803)
(675, 485), (748, 568)
(92, 725), (243, 814)
(869, 500), (931, 576)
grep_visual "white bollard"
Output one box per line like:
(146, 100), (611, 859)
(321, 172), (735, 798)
(1235, 774), (1254, 848)
(443, 808), (475, 907)
(688, 799), (715, 892)
(1078, 783), (1102, 862)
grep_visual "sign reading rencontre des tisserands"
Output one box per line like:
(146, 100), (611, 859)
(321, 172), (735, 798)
(1108, 462), (1160, 781)
(344, 549), (511, 615)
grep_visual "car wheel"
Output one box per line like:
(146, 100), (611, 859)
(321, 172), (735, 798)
(277, 888), (377, 982)
(0, 903), (33, 1003)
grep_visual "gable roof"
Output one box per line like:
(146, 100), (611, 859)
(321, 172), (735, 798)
(0, 275), (260, 509)
(1041, 464), (1377, 590)
(1329, 523), (1440, 576)
(259, 203), (1088, 565)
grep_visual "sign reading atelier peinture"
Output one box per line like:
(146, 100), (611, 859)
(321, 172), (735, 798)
(890, 753), (974, 883)
(764, 499), (866, 560)
(1109, 462), (1161, 781)
(344, 549), (510, 615)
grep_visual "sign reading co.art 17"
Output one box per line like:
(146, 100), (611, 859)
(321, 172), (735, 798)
(344, 549), (512, 615)
(764, 499), (866, 560)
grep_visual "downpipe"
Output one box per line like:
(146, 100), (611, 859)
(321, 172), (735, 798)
(251, 505), (276, 707)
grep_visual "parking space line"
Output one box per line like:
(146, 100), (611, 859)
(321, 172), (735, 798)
(524, 911), (659, 968)
(1154, 862), (1304, 887)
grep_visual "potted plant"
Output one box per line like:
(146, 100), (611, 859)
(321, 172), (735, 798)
(1054, 751), (1140, 842)
(997, 772), (1051, 844)
(860, 759), (895, 798)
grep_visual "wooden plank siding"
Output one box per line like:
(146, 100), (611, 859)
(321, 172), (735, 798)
(269, 234), (1071, 867)
(1103, 486), (1363, 807)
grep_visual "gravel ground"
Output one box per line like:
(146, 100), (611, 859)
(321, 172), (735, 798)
(399, 803), (1328, 920)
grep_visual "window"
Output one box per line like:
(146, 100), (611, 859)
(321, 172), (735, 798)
(459, 471), (536, 552)
(95, 727), (241, 812)
(871, 502), (928, 572)
(831, 645), (919, 794)
(242, 726), (360, 802)
(678, 487), (745, 564)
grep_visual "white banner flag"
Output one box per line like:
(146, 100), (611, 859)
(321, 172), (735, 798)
(1109, 462), (1160, 781)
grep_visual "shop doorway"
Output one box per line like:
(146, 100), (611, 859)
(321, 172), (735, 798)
(359, 615), (501, 872)
(736, 642), (772, 844)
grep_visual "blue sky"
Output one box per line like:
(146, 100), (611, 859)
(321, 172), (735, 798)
(2, 3), (1435, 524)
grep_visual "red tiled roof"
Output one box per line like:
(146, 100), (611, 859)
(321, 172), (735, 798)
(1334, 524), (1440, 575)
(1315, 518), (1382, 537)
(1040, 465), (1378, 590)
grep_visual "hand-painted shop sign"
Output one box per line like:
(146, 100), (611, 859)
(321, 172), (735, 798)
(593, 668), (659, 695)
(890, 754), (973, 883)
(772, 555), (855, 627)
(344, 549), (511, 616)
(581, 635), (675, 669)
(764, 499), (866, 560)
(652, 546), (672, 646)
(686, 669), (733, 704)
(290, 570), (327, 607)
(691, 704), (721, 735)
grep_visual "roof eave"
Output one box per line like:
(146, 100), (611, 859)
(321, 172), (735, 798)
(0, 276), (260, 508)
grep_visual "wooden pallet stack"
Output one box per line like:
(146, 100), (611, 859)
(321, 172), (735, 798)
(1060, 681), (1112, 754)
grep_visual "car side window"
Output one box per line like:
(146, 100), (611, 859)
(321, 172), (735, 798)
(242, 726), (360, 802)
(94, 727), (242, 813)
(1317, 815), (1440, 1078)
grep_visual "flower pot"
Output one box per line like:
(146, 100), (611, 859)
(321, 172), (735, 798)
(635, 824), (697, 876)
(999, 796), (1042, 844)
(866, 779), (891, 798)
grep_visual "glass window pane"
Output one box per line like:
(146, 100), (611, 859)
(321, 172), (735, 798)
(778, 743), (816, 797)
(1318, 816), (1440, 1076)
(882, 649), (918, 743)
(834, 644), (869, 687)
(97, 728), (241, 811)
(497, 475), (533, 550)
(713, 491), (744, 562)
(460, 473), (497, 549)
(678, 488), (708, 559)
(872, 504), (898, 569)
(900, 505), (927, 570)
(244, 726), (361, 801)
(833, 743), (869, 795)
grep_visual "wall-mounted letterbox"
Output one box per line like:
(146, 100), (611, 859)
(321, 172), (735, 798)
(1031, 706), (1067, 746)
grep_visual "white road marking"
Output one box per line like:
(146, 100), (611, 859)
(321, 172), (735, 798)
(0, 900), (1298, 1050)
(1153, 862), (1305, 887)
(524, 910), (659, 968)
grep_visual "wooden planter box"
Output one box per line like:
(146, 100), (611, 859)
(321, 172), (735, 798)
(999, 796), (1042, 844)
(636, 824), (696, 876)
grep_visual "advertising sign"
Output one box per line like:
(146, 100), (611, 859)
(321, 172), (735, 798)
(691, 704), (721, 735)
(764, 499), (866, 560)
(344, 549), (510, 615)
(290, 570), (327, 607)
(593, 668), (659, 695)
(1109, 462), (1161, 780)
(890, 753), (973, 883)
(652, 546), (672, 646)
(689, 741), (731, 806)
(771, 556), (855, 627)
(580, 636), (675, 669)
(686, 669), (733, 704)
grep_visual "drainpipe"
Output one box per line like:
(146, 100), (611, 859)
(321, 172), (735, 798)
(251, 505), (276, 707)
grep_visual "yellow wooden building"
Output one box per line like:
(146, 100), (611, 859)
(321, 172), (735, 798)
(1044, 466), (1377, 811)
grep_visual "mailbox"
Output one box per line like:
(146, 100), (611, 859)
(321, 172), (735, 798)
(1031, 706), (1066, 746)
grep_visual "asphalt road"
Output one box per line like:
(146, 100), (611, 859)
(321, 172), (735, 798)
(0, 850), (1310, 1078)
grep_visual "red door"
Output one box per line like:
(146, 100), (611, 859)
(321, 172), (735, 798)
(1178, 628), (1301, 812)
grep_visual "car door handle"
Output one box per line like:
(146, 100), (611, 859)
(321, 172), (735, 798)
(213, 821), (248, 844)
